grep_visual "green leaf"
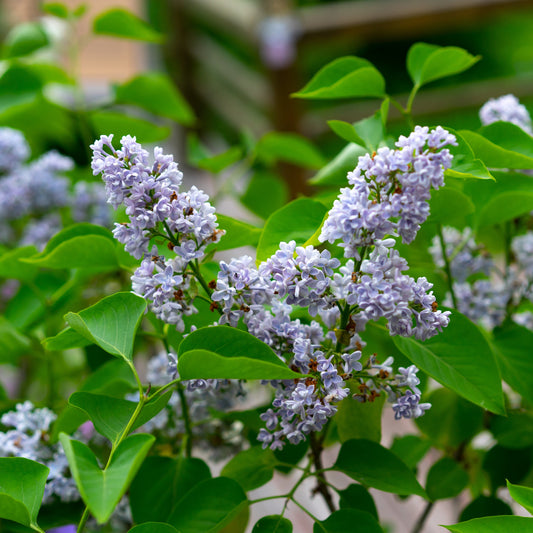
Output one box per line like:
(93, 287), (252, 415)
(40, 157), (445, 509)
(43, 327), (92, 352)
(332, 439), (426, 497)
(0, 317), (31, 364)
(197, 146), (243, 174)
(492, 322), (533, 405)
(0, 457), (49, 528)
(444, 516), (533, 532)
(93, 8), (163, 42)
(130, 456), (211, 523)
(393, 311), (505, 415)
(428, 187), (475, 224)
(115, 73), (195, 126)
(63, 292), (147, 363)
(214, 214), (262, 251)
(338, 485), (378, 519)
(252, 515), (292, 533)
(167, 477), (247, 533)
(508, 481), (533, 515)
(491, 412), (533, 449)
(293, 56), (385, 100)
(3, 22), (49, 59)
(335, 381), (384, 443)
(0, 65), (42, 114)
(459, 496), (512, 522)
(426, 457), (468, 501)
(445, 130), (494, 181)
(352, 109), (387, 152)
(68, 391), (171, 444)
(255, 132), (326, 169)
(310, 143), (367, 186)
(407, 43), (480, 88)
(221, 447), (279, 491)
(240, 171), (289, 220)
(256, 198), (328, 262)
(328, 120), (366, 146)
(90, 110), (170, 143)
(461, 122), (533, 169)
(0, 246), (38, 282)
(42, 3), (69, 18)
(128, 524), (179, 533)
(313, 509), (384, 533)
(415, 388), (484, 449)
(178, 326), (303, 380)
(390, 435), (431, 470)
(60, 433), (155, 524)
(483, 445), (532, 490)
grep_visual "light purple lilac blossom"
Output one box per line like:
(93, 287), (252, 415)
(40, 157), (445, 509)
(479, 94), (532, 134)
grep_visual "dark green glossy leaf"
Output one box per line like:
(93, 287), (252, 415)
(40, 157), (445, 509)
(483, 445), (532, 490)
(3, 22), (49, 59)
(390, 435), (431, 470)
(338, 484), (378, 519)
(90, 110), (170, 143)
(293, 56), (385, 99)
(240, 171), (289, 219)
(128, 524), (179, 533)
(221, 447), (279, 491)
(255, 132), (325, 169)
(313, 509), (383, 533)
(252, 515), (292, 533)
(178, 326), (302, 380)
(310, 143), (367, 186)
(459, 496), (512, 522)
(115, 72), (195, 126)
(332, 439), (426, 497)
(93, 8), (163, 42)
(0, 457), (49, 528)
(167, 477), (247, 533)
(491, 412), (533, 449)
(60, 433), (155, 524)
(508, 481), (533, 515)
(426, 457), (468, 501)
(130, 456), (211, 523)
(407, 43), (480, 87)
(63, 292), (146, 363)
(256, 198), (327, 262)
(415, 388), (484, 449)
(393, 311), (505, 415)
(444, 516), (533, 532)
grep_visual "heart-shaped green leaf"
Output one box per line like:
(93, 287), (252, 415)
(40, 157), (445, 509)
(221, 447), (279, 491)
(313, 509), (384, 533)
(93, 8), (163, 42)
(252, 515), (293, 532)
(426, 457), (468, 501)
(60, 433), (155, 524)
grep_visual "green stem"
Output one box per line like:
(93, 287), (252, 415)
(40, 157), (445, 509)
(146, 377), (182, 402)
(177, 383), (193, 457)
(280, 456), (314, 518)
(76, 507), (90, 533)
(290, 498), (324, 528)
(249, 494), (288, 505)
(437, 223), (458, 309)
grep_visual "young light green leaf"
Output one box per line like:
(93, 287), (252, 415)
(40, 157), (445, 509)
(313, 509), (384, 533)
(0, 457), (49, 528)
(352, 110), (387, 152)
(407, 43), (480, 88)
(241, 171), (289, 220)
(460, 123), (533, 170)
(221, 447), (279, 491)
(167, 477), (247, 532)
(43, 326), (92, 352)
(310, 143), (367, 186)
(60, 433), (155, 524)
(252, 515), (293, 533)
(256, 197), (328, 262)
(0, 246), (38, 282)
(328, 120), (366, 146)
(426, 457), (468, 501)
(197, 146), (243, 173)
(507, 481), (533, 515)
(178, 326), (303, 380)
(255, 132), (326, 169)
(393, 311), (505, 415)
(63, 292), (147, 363)
(445, 129), (494, 181)
(115, 72), (195, 126)
(427, 187), (475, 224)
(332, 439), (426, 497)
(93, 8), (163, 42)
(213, 214), (262, 251)
(68, 391), (171, 444)
(444, 516), (533, 532)
(42, 3), (69, 18)
(3, 22), (49, 59)
(130, 456), (211, 524)
(91, 110), (170, 143)
(293, 56), (385, 99)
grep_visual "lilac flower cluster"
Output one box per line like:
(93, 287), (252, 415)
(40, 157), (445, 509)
(320, 126), (456, 255)
(479, 94), (532, 133)
(0, 402), (79, 504)
(0, 127), (111, 250)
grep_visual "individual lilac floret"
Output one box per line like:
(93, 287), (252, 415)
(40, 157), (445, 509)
(0, 127), (30, 173)
(479, 94), (532, 134)
(320, 126), (456, 256)
(392, 391), (431, 420)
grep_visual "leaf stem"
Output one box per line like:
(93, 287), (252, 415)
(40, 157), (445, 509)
(309, 432), (336, 514)
(437, 223), (458, 309)
(411, 501), (434, 533)
(177, 383), (193, 457)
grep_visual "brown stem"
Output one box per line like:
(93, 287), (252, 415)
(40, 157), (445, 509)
(309, 432), (336, 514)
(411, 501), (434, 533)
